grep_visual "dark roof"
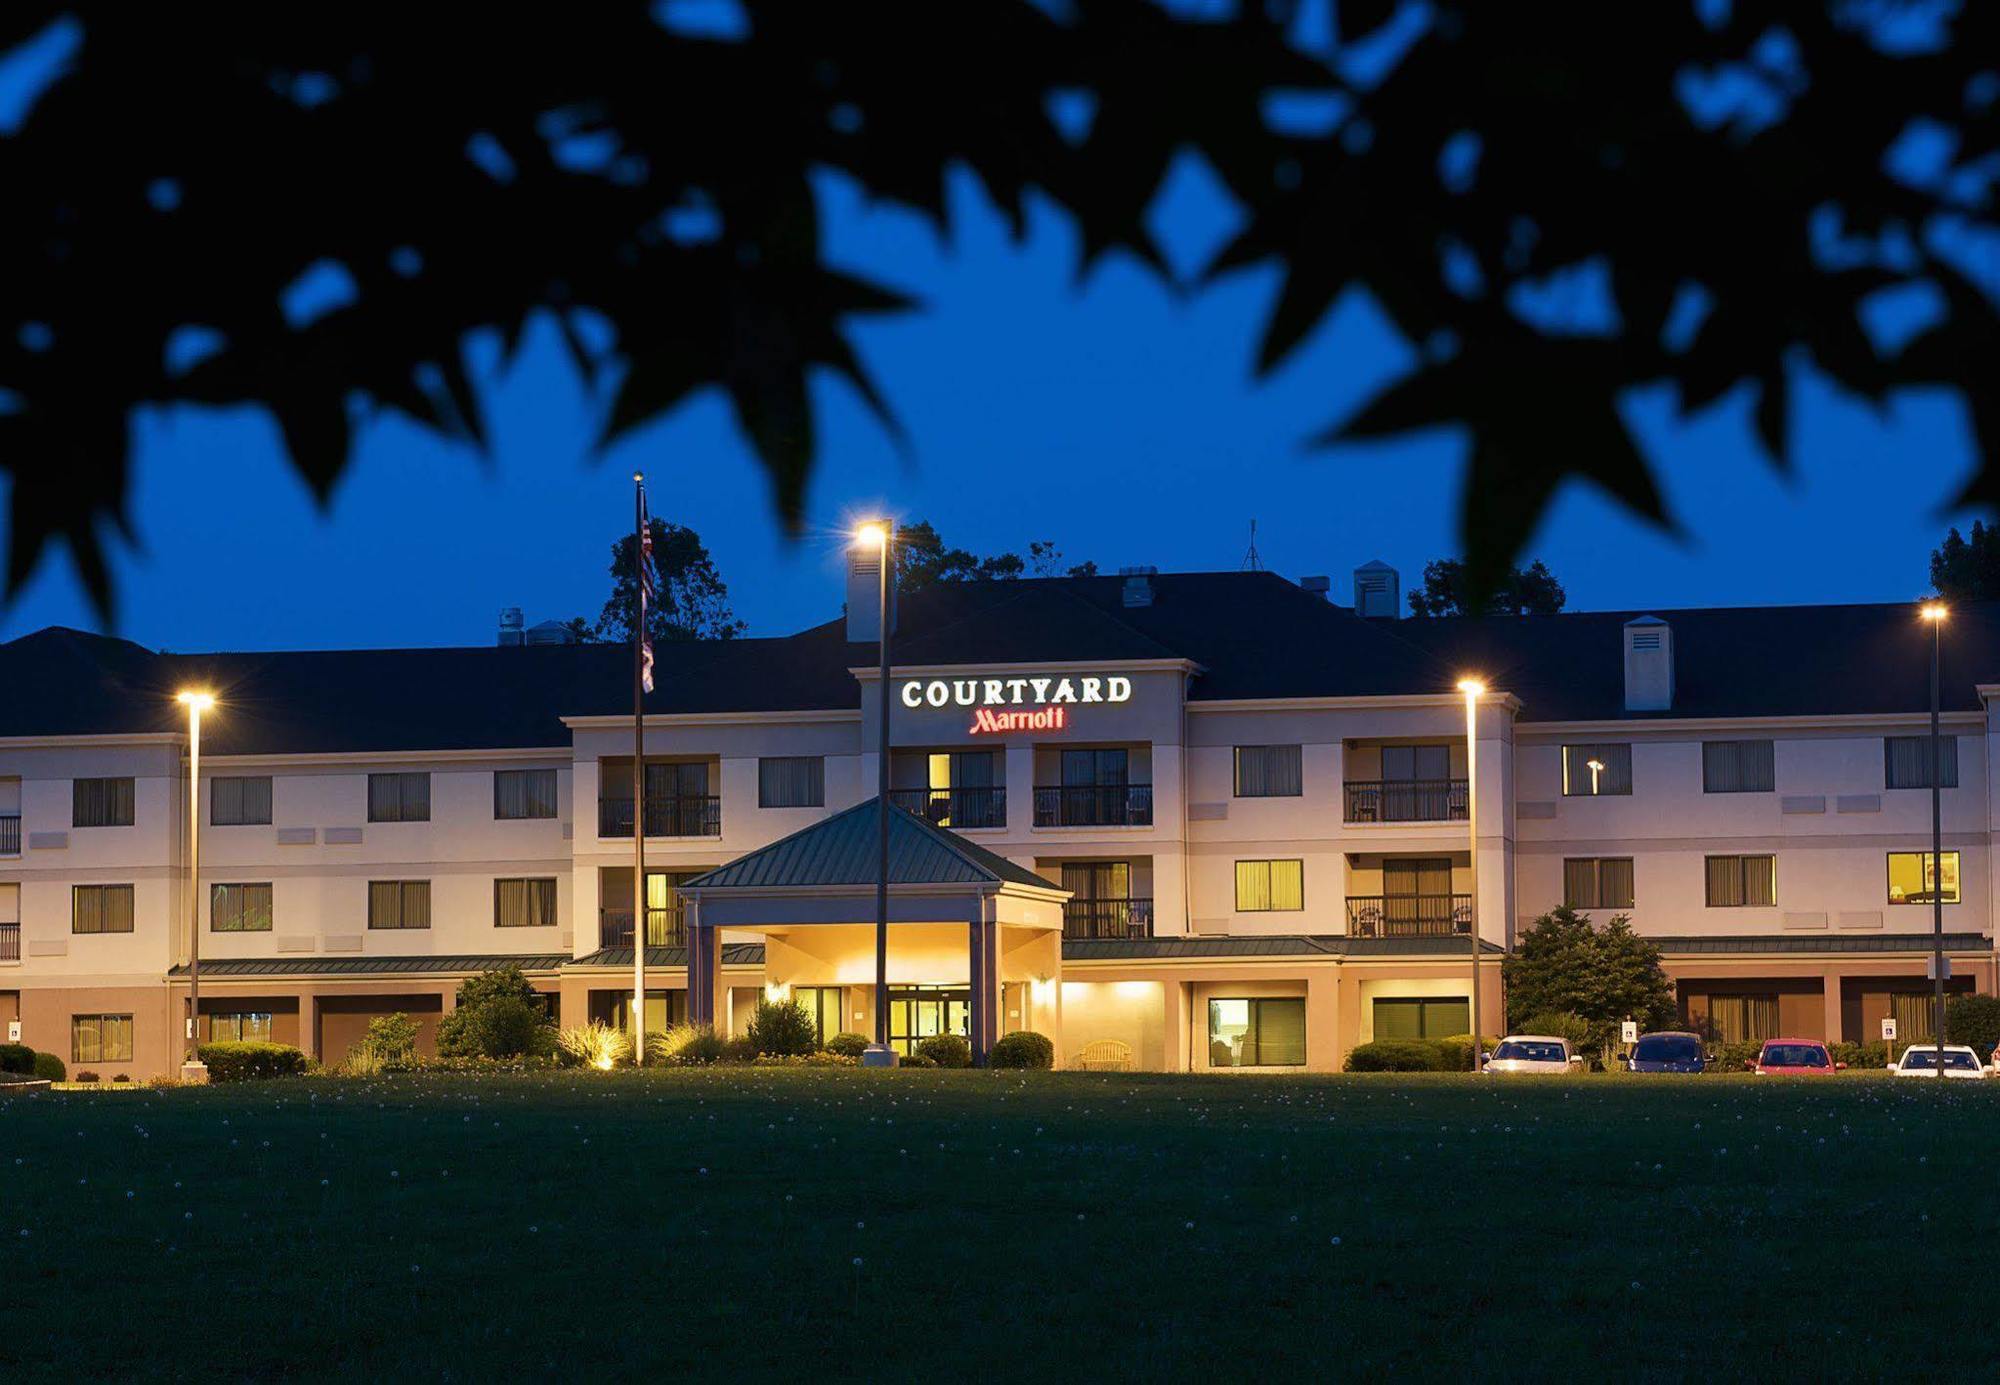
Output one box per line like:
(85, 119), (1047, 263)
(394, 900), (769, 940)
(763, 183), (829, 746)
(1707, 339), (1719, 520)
(681, 800), (1057, 892)
(1649, 932), (1991, 955)
(1062, 934), (1502, 960)
(570, 944), (768, 968)
(167, 953), (570, 978)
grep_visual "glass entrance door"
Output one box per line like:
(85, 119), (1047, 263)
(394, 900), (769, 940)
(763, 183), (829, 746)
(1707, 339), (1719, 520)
(888, 986), (970, 1055)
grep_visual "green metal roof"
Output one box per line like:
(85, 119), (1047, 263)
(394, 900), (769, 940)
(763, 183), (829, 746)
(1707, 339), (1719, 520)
(570, 944), (767, 969)
(167, 953), (570, 978)
(1062, 935), (1503, 961)
(1650, 933), (1991, 956)
(681, 799), (1056, 892)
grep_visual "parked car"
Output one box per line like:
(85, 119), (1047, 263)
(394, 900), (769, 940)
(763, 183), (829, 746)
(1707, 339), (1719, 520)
(1483, 1035), (1585, 1074)
(1752, 1038), (1840, 1075)
(1889, 1044), (1990, 1079)
(1624, 1031), (1706, 1073)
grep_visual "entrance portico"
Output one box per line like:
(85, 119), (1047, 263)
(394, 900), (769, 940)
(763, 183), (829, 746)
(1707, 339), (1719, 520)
(678, 801), (1068, 1061)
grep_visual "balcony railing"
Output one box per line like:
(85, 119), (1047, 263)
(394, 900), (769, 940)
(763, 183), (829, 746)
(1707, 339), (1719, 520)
(1345, 894), (1472, 938)
(598, 795), (722, 839)
(599, 908), (687, 950)
(1343, 780), (1468, 824)
(889, 786), (1007, 830)
(1033, 784), (1154, 828)
(0, 813), (17, 855)
(1062, 898), (1154, 940)
(0, 923), (18, 962)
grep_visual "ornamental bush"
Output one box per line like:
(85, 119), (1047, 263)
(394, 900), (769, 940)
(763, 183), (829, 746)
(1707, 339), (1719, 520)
(720, 1034), (760, 1063)
(197, 1041), (310, 1082)
(1709, 1041), (1762, 1073)
(350, 1012), (420, 1073)
(1432, 1034), (1500, 1072)
(823, 1031), (871, 1059)
(746, 999), (818, 1057)
(1343, 1039), (1444, 1072)
(897, 1050), (938, 1069)
(1946, 994), (2000, 1057)
(32, 1052), (65, 1082)
(556, 1021), (632, 1069)
(0, 1042), (34, 1074)
(988, 1030), (1054, 1070)
(438, 996), (554, 1060)
(651, 1022), (722, 1066)
(1515, 1011), (1594, 1052)
(75, 1070), (100, 1084)
(914, 1033), (972, 1068)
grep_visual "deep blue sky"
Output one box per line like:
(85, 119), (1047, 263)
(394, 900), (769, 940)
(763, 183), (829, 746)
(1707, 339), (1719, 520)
(0, 33), (1983, 652)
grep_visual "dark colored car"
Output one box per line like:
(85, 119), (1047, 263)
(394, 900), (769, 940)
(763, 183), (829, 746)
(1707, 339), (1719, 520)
(1625, 1031), (1705, 1073)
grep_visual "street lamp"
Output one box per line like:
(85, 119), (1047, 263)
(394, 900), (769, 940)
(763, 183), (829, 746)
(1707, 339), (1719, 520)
(857, 521), (898, 1067)
(1921, 602), (1948, 1078)
(177, 690), (215, 1082)
(1457, 678), (1485, 1066)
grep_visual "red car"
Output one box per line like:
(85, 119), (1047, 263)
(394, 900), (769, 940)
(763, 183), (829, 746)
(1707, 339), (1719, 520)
(1752, 1038), (1841, 1075)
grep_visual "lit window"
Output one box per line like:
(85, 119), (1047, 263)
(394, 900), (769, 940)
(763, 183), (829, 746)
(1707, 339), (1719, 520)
(1561, 745), (1631, 796)
(1208, 998), (1305, 1067)
(1234, 859), (1304, 912)
(1887, 851), (1959, 905)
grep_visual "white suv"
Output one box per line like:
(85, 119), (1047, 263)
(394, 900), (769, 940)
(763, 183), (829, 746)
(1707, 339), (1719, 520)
(1889, 1045), (1990, 1079)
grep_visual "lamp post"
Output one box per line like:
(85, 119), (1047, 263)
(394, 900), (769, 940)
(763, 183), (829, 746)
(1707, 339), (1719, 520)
(1457, 679), (1485, 1066)
(1921, 602), (1948, 1078)
(177, 690), (215, 1081)
(857, 522), (899, 1067)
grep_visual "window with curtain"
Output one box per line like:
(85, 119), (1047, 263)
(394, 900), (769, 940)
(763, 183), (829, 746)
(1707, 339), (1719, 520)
(210, 775), (273, 826)
(1233, 745), (1303, 797)
(758, 756), (826, 808)
(1706, 994), (1779, 1044)
(494, 877), (558, 928)
(1380, 744), (1452, 782)
(1887, 850), (1960, 905)
(1372, 996), (1471, 1040)
(205, 1012), (274, 1043)
(211, 882), (273, 932)
(1705, 855), (1777, 907)
(72, 1014), (134, 1063)
(1885, 735), (1959, 789)
(367, 772), (431, 823)
(794, 986), (845, 1044)
(1563, 857), (1635, 910)
(1234, 859), (1304, 912)
(1061, 748), (1128, 786)
(493, 768), (557, 820)
(1207, 998), (1307, 1066)
(1702, 740), (1775, 793)
(72, 884), (135, 934)
(1561, 744), (1632, 795)
(1890, 992), (1936, 1043)
(368, 880), (431, 929)
(72, 777), (135, 827)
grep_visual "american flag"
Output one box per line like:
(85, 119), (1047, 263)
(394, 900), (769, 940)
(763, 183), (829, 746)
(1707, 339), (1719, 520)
(638, 484), (657, 693)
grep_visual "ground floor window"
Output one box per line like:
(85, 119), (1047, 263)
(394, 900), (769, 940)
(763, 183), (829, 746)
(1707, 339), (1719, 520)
(73, 1014), (133, 1063)
(1705, 993), (1779, 1044)
(203, 1012), (274, 1043)
(793, 986), (844, 1044)
(889, 986), (967, 1056)
(1208, 997), (1306, 1067)
(1372, 996), (1469, 1041)
(590, 989), (687, 1036)
(1890, 992), (1936, 1044)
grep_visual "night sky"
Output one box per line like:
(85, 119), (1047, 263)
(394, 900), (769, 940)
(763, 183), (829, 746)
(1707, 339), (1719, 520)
(0, 29), (1981, 653)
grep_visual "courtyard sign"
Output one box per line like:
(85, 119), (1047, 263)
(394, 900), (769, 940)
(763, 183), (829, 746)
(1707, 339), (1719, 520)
(898, 674), (1134, 735)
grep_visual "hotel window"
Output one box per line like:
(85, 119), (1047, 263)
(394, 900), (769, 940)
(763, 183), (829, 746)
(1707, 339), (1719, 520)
(1372, 996), (1470, 1041)
(1233, 745), (1302, 798)
(1702, 740), (1774, 793)
(1704, 855), (1776, 908)
(368, 772), (431, 823)
(493, 768), (557, 820)
(1234, 859), (1304, 912)
(1561, 744), (1631, 796)
(495, 877), (558, 928)
(1885, 735), (1958, 789)
(793, 986), (844, 1045)
(1381, 744), (1452, 782)
(211, 882), (273, 932)
(72, 777), (135, 827)
(211, 775), (273, 826)
(1704, 994), (1779, 1045)
(1887, 850), (1960, 906)
(1208, 998), (1306, 1067)
(72, 1014), (134, 1063)
(1563, 857), (1634, 911)
(368, 880), (431, 930)
(205, 1012), (274, 1043)
(72, 884), (135, 934)
(759, 756), (825, 809)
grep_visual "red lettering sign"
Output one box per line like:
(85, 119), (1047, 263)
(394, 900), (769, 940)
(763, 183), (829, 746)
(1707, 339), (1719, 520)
(969, 706), (1069, 735)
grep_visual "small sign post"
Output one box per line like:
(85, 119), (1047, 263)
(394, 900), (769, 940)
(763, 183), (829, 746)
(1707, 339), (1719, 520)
(1620, 1020), (1639, 1046)
(6, 1020), (18, 1043)
(1882, 1016), (1897, 1066)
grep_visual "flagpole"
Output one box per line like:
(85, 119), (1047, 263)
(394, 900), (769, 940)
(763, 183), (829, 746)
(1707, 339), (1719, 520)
(632, 472), (647, 1065)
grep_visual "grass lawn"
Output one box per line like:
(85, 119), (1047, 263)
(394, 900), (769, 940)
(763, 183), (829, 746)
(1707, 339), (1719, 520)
(5, 1069), (1995, 1380)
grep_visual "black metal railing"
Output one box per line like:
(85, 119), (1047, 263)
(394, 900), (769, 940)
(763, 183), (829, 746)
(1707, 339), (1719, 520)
(1345, 894), (1472, 937)
(598, 795), (722, 839)
(599, 908), (687, 949)
(1343, 780), (1468, 823)
(889, 786), (1007, 829)
(0, 923), (18, 961)
(1062, 898), (1154, 940)
(0, 813), (17, 855)
(1033, 784), (1154, 828)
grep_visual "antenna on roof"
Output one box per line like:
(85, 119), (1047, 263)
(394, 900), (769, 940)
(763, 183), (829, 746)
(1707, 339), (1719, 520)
(1242, 520), (1263, 572)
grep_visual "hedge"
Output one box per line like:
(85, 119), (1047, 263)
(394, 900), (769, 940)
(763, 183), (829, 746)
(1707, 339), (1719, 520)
(913, 1033), (972, 1068)
(0, 1042), (34, 1075)
(1343, 1039), (1446, 1072)
(989, 1030), (1054, 1070)
(197, 1041), (311, 1082)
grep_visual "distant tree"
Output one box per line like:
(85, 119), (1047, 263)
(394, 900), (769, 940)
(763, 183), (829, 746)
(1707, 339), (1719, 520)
(1504, 907), (1675, 1056)
(1028, 540), (1098, 579)
(1929, 522), (2000, 603)
(587, 518), (746, 643)
(894, 520), (1023, 595)
(1407, 558), (1566, 617)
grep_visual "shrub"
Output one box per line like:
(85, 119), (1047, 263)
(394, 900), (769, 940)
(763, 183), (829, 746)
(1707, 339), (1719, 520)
(651, 1023), (723, 1066)
(746, 998), (818, 1057)
(753, 1052), (858, 1067)
(453, 964), (542, 1013)
(75, 1070), (100, 1084)
(0, 1042), (35, 1074)
(1946, 994), (2000, 1057)
(989, 1030), (1054, 1070)
(32, 1052), (65, 1082)
(438, 996), (554, 1060)
(197, 1041), (310, 1082)
(557, 1022), (632, 1070)
(1432, 1034), (1500, 1072)
(113, 1072), (132, 1083)
(1344, 1039), (1444, 1072)
(719, 1034), (760, 1064)
(824, 1031), (871, 1059)
(1515, 1010), (1595, 1052)
(1830, 1041), (1892, 1070)
(1709, 1041), (1763, 1073)
(353, 1012), (420, 1071)
(897, 1051), (938, 1069)
(914, 1033), (972, 1068)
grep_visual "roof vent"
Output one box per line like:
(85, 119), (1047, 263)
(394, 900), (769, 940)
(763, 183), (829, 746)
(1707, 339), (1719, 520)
(498, 607), (525, 646)
(1300, 575), (1331, 600)
(1623, 615), (1673, 711)
(524, 619), (578, 646)
(1120, 565), (1157, 608)
(1353, 560), (1400, 619)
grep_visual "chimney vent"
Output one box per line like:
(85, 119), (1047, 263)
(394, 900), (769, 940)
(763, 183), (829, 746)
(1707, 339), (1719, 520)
(846, 545), (897, 642)
(498, 607), (525, 646)
(1623, 615), (1673, 711)
(524, 619), (578, 646)
(1119, 565), (1157, 608)
(1300, 575), (1330, 600)
(1353, 561), (1400, 619)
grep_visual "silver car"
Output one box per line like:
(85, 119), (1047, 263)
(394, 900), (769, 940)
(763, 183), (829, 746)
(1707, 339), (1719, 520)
(1482, 1035), (1585, 1074)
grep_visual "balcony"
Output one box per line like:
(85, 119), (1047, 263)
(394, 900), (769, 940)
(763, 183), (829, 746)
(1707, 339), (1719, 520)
(0, 813), (17, 855)
(1343, 780), (1468, 824)
(889, 786), (1007, 830)
(598, 795), (721, 839)
(0, 923), (16, 961)
(599, 908), (687, 950)
(1062, 898), (1153, 940)
(1345, 894), (1472, 938)
(1033, 784), (1154, 828)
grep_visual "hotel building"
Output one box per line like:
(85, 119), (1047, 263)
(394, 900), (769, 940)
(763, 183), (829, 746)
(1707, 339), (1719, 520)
(1, 559), (1993, 1077)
